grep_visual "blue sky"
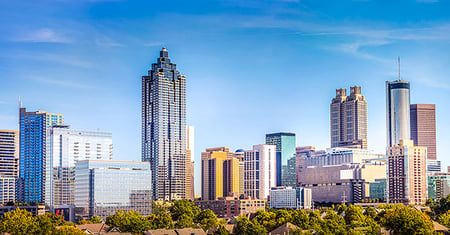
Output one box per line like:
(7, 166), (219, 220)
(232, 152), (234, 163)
(1, 0), (449, 195)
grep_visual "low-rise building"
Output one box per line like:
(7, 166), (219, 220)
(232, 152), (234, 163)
(269, 186), (311, 209)
(428, 173), (450, 201)
(0, 205), (45, 217)
(195, 194), (265, 218)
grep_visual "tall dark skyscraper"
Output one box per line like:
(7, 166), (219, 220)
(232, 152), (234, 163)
(386, 79), (410, 147)
(410, 104), (436, 160)
(330, 86), (368, 149)
(142, 48), (186, 200)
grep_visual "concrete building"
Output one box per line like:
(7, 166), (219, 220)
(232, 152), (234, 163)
(142, 48), (187, 200)
(45, 125), (113, 210)
(298, 162), (386, 203)
(186, 126), (195, 200)
(75, 160), (152, 219)
(265, 132), (296, 187)
(428, 173), (450, 201)
(269, 186), (312, 209)
(19, 107), (63, 203)
(195, 194), (265, 218)
(0, 205), (45, 217)
(234, 149), (245, 196)
(330, 86), (368, 149)
(300, 148), (385, 169)
(386, 79), (411, 147)
(0, 130), (19, 203)
(244, 144), (276, 200)
(201, 147), (240, 200)
(388, 139), (427, 205)
(410, 104), (436, 160)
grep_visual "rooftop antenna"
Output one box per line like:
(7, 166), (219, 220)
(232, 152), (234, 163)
(18, 96), (22, 108)
(398, 56), (401, 81)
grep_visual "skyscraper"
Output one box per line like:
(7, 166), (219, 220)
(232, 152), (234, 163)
(265, 132), (296, 187)
(387, 140), (427, 205)
(386, 79), (411, 147)
(142, 48), (187, 200)
(244, 144), (276, 200)
(186, 126), (194, 200)
(0, 130), (19, 203)
(201, 147), (240, 200)
(19, 107), (63, 203)
(410, 104), (436, 160)
(45, 125), (113, 210)
(330, 86), (368, 149)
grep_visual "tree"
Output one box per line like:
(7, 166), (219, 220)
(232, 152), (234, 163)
(275, 209), (293, 227)
(170, 199), (200, 221)
(194, 209), (218, 231)
(175, 214), (195, 228)
(252, 210), (277, 232)
(54, 225), (86, 235)
(235, 216), (267, 235)
(438, 210), (450, 227)
(291, 210), (310, 229)
(151, 210), (174, 229)
(0, 208), (38, 235)
(344, 205), (365, 228)
(34, 213), (58, 234)
(363, 206), (377, 219)
(106, 210), (152, 234)
(320, 210), (347, 235)
(381, 204), (434, 234)
(213, 224), (230, 235)
(89, 215), (101, 224)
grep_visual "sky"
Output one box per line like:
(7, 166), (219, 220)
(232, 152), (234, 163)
(0, 0), (449, 196)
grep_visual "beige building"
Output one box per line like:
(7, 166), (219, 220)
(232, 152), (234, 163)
(388, 139), (427, 205)
(410, 104), (436, 160)
(0, 130), (19, 203)
(201, 147), (240, 200)
(186, 126), (195, 200)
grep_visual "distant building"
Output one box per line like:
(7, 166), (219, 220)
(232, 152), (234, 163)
(427, 160), (441, 174)
(19, 107), (63, 203)
(75, 160), (152, 219)
(0, 205), (45, 217)
(386, 79), (410, 147)
(265, 133), (296, 187)
(201, 147), (240, 200)
(428, 173), (450, 201)
(186, 126), (195, 200)
(269, 186), (311, 209)
(244, 144), (276, 200)
(0, 130), (19, 203)
(46, 125), (113, 210)
(299, 148), (385, 169)
(330, 86), (368, 149)
(195, 194), (265, 218)
(388, 139), (427, 205)
(410, 104), (436, 160)
(142, 48), (187, 201)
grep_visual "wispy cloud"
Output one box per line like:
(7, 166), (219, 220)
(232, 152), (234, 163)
(143, 42), (165, 47)
(0, 100), (7, 104)
(4, 53), (95, 69)
(14, 28), (71, 43)
(95, 36), (125, 47)
(28, 76), (91, 89)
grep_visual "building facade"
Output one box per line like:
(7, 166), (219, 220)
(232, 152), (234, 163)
(186, 126), (194, 200)
(142, 48), (186, 200)
(269, 186), (312, 209)
(330, 86), (368, 149)
(243, 144), (276, 200)
(386, 80), (410, 147)
(265, 132), (296, 187)
(428, 173), (450, 202)
(388, 140), (427, 205)
(19, 107), (63, 203)
(201, 147), (240, 200)
(300, 148), (385, 169)
(0, 130), (19, 203)
(45, 125), (113, 209)
(410, 104), (437, 160)
(195, 194), (265, 218)
(74, 160), (152, 219)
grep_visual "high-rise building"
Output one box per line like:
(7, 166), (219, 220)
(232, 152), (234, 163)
(186, 126), (194, 200)
(234, 149), (245, 196)
(386, 80), (410, 147)
(428, 173), (450, 202)
(74, 160), (152, 220)
(142, 48), (187, 200)
(0, 130), (19, 203)
(244, 144), (276, 200)
(201, 147), (240, 200)
(265, 132), (296, 187)
(19, 107), (63, 203)
(388, 140), (427, 205)
(45, 125), (113, 210)
(410, 104), (436, 160)
(330, 86), (368, 149)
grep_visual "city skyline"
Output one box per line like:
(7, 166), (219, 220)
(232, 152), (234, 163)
(0, 1), (450, 196)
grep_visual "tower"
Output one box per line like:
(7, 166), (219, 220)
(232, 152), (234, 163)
(265, 132), (296, 187)
(142, 48), (187, 200)
(410, 104), (436, 160)
(386, 80), (411, 147)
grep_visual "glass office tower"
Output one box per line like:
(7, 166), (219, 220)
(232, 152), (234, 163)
(386, 80), (410, 147)
(19, 107), (63, 203)
(142, 48), (187, 200)
(265, 132), (296, 187)
(0, 130), (19, 203)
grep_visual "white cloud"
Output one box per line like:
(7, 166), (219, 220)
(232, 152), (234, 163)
(14, 28), (71, 43)
(95, 36), (125, 47)
(28, 76), (91, 89)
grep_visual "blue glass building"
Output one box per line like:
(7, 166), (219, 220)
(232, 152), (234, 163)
(19, 107), (63, 203)
(265, 132), (296, 187)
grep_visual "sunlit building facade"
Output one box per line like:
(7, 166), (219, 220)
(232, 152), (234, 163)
(386, 80), (411, 147)
(244, 144), (276, 200)
(0, 130), (19, 203)
(410, 104), (437, 160)
(428, 173), (450, 201)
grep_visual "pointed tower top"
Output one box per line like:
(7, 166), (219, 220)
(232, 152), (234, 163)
(398, 56), (402, 81)
(160, 47), (169, 58)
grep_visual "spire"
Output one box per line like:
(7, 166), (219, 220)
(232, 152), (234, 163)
(398, 56), (401, 81)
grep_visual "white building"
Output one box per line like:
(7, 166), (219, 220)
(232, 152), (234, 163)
(269, 186), (312, 209)
(244, 144), (276, 200)
(45, 125), (113, 209)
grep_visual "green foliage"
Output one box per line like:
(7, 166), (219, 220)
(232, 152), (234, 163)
(169, 199), (200, 221)
(54, 225), (86, 235)
(90, 215), (101, 224)
(291, 210), (310, 229)
(149, 210), (174, 229)
(213, 224), (230, 235)
(106, 210), (152, 234)
(235, 216), (267, 235)
(344, 205), (365, 228)
(363, 206), (377, 219)
(194, 209), (218, 231)
(320, 210), (347, 235)
(381, 204), (434, 234)
(252, 210), (277, 231)
(175, 214), (196, 229)
(34, 213), (58, 234)
(438, 210), (450, 227)
(0, 208), (38, 235)
(426, 198), (434, 207)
